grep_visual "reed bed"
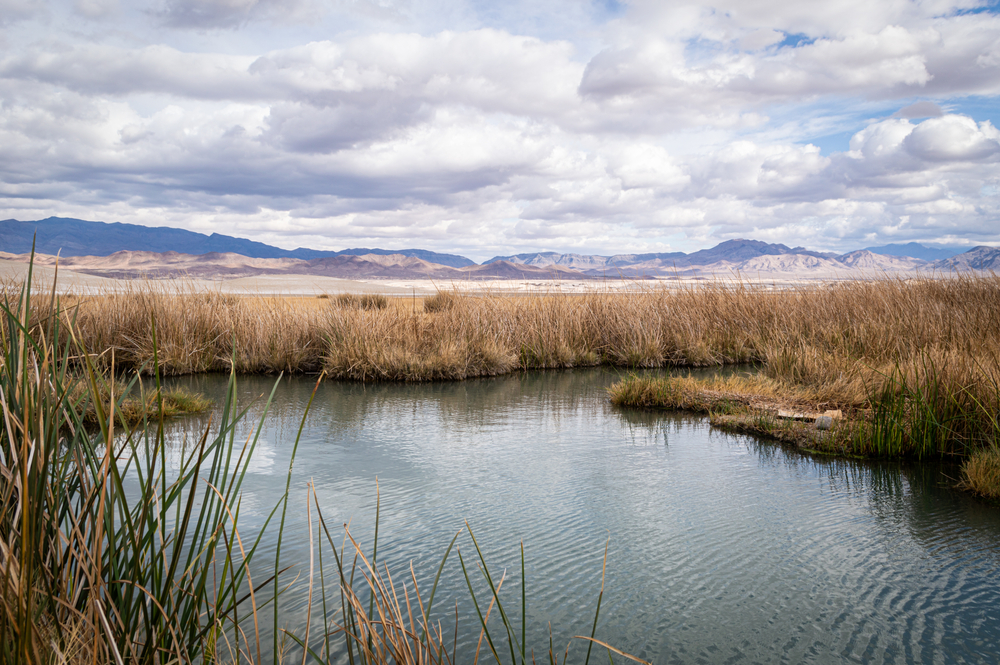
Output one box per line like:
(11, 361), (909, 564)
(423, 291), (458, 313)
(606, 373), (758, 413)
(66, 287), (331, 374)
(610, 352), (1000, 461)
(959, 446), (1000, 497)
(1, 275), (270, 664)
(79, 384), (209, 426)
(17, 272), (1000, 491)
(44, 276), (999, 389)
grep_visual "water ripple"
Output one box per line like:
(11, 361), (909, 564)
(160, 370), (1000, 665)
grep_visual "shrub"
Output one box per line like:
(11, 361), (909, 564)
(423, 291), (459, 312)
(334, 293), (389, 310)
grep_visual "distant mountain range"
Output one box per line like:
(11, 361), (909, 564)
(1, 217), (997, 281)
(1, 250), (592, 281)
(0, 217), (475, 267)
(863, 242), (963, 261)
(485, 239), (972, 272)
(929, 246), (1000, 272)
(486, 240), (839, 272)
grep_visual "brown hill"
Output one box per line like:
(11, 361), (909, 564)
(0, 250), (599, 281)
(928, 246), (1000, 272)
(6, 243), (987, 283)
(304, 254), (456, 279)
(459, 260), (590, 280)
(834, 250), (924, 271)
(0, 250), (309, 279)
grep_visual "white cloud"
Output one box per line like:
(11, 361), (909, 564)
(606, 144), (689, 191)
(903, 115), (1000, 162)
(894, 101), (943, 118)
(0, 45), (258, 98)
(748, 26), (934, 93)
(0, 0), (997, 257)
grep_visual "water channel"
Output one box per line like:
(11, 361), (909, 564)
(159, 369), (1000, 664)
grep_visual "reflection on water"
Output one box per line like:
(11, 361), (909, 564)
(158, 369), (1000, 664)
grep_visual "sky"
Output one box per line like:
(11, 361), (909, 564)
(1, 0), (999, 261)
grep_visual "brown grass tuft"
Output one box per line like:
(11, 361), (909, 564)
(333, 293), (389, 310)
(959, 446), (1000, 499)
(422, 291), (458, 312)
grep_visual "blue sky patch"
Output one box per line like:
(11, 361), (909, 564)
(777, 32), (816, 49)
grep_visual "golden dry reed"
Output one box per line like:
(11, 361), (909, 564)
(51, 275), (1000, 492)
(959, 447), (1000, 497)
(47, 275), (999, 394)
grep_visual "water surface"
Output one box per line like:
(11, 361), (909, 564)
(161, 369), (1000, 664)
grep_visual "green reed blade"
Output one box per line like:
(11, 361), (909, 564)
(458, 548), (503, 665)
(583, 538), (609, 665)
(419, 527), (463, 646)
(466, 522), (521, 665)
(273, 372), (325, 661)
(521, 541), (526, 665)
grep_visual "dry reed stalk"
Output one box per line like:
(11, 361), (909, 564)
(1, 272), (279, 665)
(30, 275), (1000, 413)
(65, 286), (330, 374)
(959, 446), (1000, 499)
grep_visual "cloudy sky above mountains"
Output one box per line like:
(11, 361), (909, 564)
(1, 0), (999, 260)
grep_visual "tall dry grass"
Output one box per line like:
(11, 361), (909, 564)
(1, 274), (273, 664)
(49, 276), (1000, 395)
(30, 275), (1000, 460)
(65, 287), (331, 374)
(589, 276), (1000, 478)
(333, 293), (390, 310)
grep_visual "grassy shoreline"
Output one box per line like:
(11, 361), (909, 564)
(25, 273), (1000, 382)
(18, 273), (1000, 467)
(607, 373), (1000, 500)
(11, 272), (1000, 492)
(5, 266), (1000, 662)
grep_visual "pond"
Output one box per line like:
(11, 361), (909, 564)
(159, 368), (1000, 664)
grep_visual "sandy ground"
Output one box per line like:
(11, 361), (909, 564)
(1, 259), (428, 296)
(1, 258), (869, 296)
(383, 275), (849, 292)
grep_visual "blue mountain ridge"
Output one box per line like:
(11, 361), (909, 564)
(0, 217), (476, 268)
(0, 217), (981, 268)
(862, 242), (962, 261)
(487, 240), (838, 268)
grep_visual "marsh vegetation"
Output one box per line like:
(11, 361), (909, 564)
(4, 262), (1000, 662)
(1, 273), (641, 665)
(27, 274), (1000, 384)
(600, 273), (1000, 499)
(16, 273), (1000, 498)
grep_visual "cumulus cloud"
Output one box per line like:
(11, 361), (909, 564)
(904, 115), (1000, 162)
(0, 31), (582, 120)
(0, 0), (998, 256)
(579, 19), (1000, 115)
